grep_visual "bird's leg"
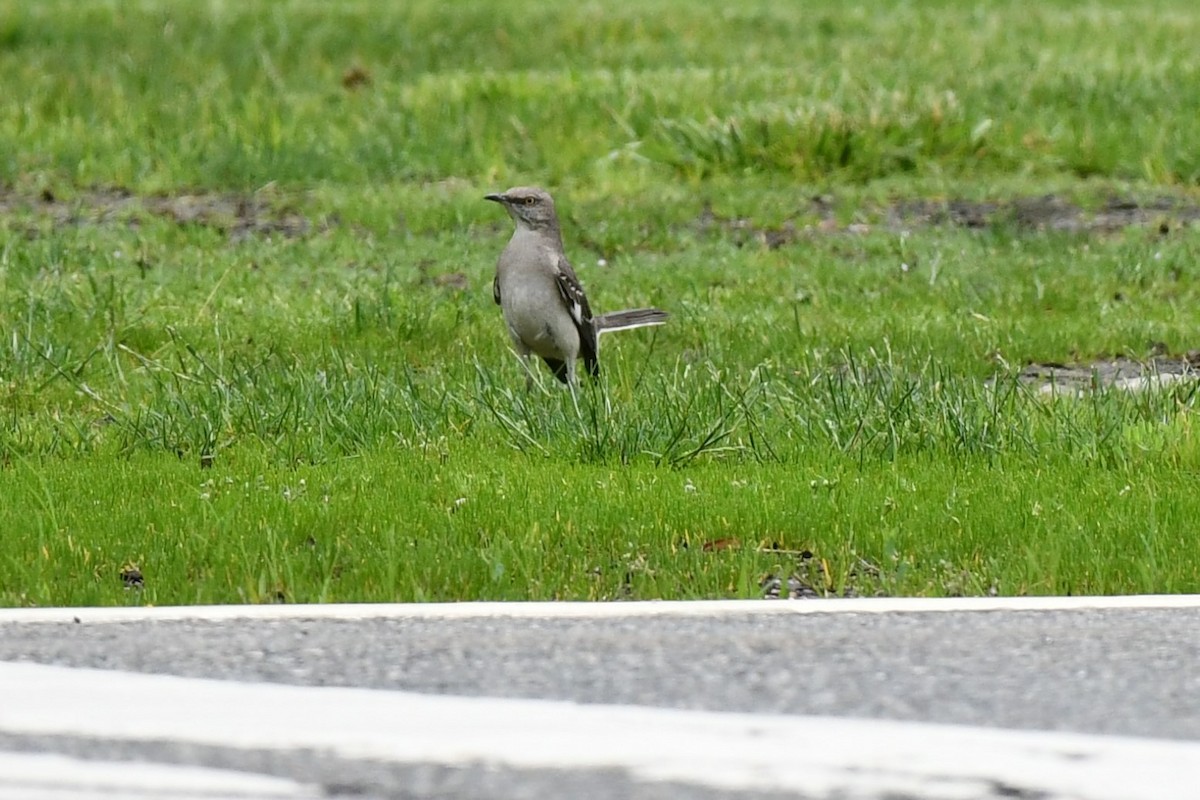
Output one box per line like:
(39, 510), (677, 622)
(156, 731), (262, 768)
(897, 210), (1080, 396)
(522, 353), (536, 393)
(511, 345), (537, 393)
(567, 376), (580, 416)
(565, 359), (581, 413)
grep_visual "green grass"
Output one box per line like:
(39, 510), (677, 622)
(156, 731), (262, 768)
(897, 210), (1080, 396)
(5, 0), (1200, 192)
(2, 0), (1200, 605)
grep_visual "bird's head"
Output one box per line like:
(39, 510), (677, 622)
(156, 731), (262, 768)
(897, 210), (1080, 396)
(484, 186), (559, 232)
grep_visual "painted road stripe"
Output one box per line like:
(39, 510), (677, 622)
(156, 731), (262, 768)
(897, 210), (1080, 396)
(0, 751), (319, 800)
(0, 661), (1195, 799)
(1, 594), (1200, 625)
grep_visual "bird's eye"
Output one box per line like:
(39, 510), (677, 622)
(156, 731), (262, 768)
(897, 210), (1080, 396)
(523, 197), (536, 206)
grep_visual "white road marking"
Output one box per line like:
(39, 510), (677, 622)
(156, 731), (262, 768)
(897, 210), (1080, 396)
(0, 661), (1195, 799)
(0, 750), (318, 800)
(2, 594), (1200, 625)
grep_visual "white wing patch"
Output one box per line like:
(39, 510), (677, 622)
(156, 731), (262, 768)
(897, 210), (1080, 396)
(556, 275), (585, 326)
(553, 262), (590, 329)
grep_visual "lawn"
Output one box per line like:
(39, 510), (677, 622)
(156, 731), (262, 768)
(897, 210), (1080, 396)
(1, 0), (1199, 605)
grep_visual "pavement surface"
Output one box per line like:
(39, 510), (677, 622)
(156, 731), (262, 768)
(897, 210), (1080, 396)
(1, 597), (1198, 799)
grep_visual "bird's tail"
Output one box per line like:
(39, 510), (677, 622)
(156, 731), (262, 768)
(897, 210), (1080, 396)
(594, 308), (669, 335)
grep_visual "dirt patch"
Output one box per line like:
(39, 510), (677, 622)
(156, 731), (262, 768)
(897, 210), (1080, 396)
(697, 193), (1200, 249)
(1006, 351), (1200, 395)
(695, 201), (805, 250)
(889, 194), (1200, 234)
(145, 193), (321, 239)
(5, 186), (1200, 245)
(0, 187), (331, 240)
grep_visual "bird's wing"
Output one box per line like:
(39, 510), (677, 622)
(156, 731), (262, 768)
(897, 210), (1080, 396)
(552, 256), (593, 327)
(553, 255), (600, 375)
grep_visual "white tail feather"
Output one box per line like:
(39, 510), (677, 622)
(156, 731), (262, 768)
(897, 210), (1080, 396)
(594, 308), (669, 336)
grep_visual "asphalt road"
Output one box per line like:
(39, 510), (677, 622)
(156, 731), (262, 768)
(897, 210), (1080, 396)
(4, 606), (1200, 738)
(1, 599), (1198, 799)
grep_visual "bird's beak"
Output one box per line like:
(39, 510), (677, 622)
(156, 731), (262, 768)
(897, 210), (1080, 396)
(484, 193), (505, 203)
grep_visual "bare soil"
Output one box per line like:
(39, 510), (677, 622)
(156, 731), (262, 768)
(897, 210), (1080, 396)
(0, 187), (330, 240)
(887, 194), (1200, 234)
(699, 193), (1200, 250)
(5, 186), (1199, 246)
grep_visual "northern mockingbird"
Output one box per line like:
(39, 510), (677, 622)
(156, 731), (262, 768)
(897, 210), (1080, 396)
(486, 186), (668, 387)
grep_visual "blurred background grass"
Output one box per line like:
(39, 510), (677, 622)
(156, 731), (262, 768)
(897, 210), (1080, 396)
(3, 0), (1199, 193)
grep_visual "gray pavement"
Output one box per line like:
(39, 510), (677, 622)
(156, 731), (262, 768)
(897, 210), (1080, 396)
(2, 607), (1198, 739)
(2, 604), (1199, 799)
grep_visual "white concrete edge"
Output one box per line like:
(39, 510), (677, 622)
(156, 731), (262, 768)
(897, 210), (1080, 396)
(0, 751), (318, 800)
(0, 661), (1196, 800)
(2, 594), (1200, 625)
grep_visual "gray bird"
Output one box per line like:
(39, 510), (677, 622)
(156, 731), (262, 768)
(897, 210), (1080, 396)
(486, 186), (668, 387)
